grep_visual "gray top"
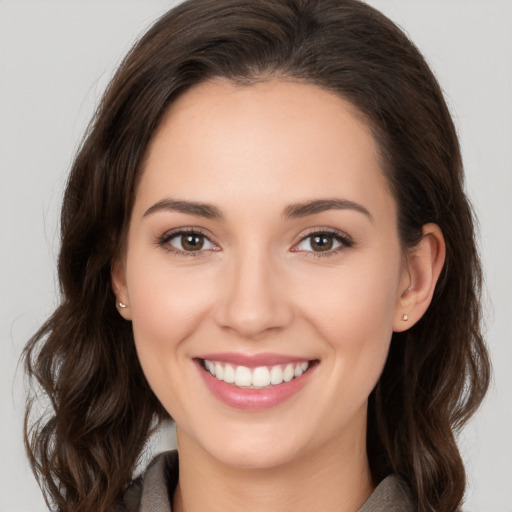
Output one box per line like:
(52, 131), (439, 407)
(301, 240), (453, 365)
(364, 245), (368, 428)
(122, 450), (414, 511)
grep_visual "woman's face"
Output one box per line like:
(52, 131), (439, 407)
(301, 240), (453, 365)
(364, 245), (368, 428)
(113, 79), (411, 469)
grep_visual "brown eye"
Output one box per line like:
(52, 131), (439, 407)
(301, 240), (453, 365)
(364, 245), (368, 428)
(164, 231), (216, 254)
(297, 233), (339, 252)
(293, 230), (353, 256)
(310, 234), (334, 251)
(180, 233), (205, 251)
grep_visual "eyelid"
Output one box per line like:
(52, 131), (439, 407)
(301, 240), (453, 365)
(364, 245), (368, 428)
(156, 227), (220, 257)
(291, 227), (354, 258)
(156, 226), (354, 258)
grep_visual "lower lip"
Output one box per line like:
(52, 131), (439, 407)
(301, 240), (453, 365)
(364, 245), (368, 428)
(195, 360), (317, 411)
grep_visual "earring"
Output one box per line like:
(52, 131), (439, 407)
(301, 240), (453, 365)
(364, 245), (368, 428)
(118, 302), (127, 308)
(402, 314), (409, 321)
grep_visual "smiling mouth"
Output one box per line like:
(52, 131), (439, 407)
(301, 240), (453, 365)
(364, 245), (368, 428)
(199, 359), (317, 389)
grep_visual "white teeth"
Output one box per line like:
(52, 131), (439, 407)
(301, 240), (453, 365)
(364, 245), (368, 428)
(234, 366), (252, 387)
(270, 365), (284, 385)
(252, 366), (271, 387)
(205, 360), (215, 376)
(204, 359), (311, 388)
(294, 362), (309, 377)
(283, 364), (294, 382)
(214, 362), (223, 380)
(223, 364), (235, 383)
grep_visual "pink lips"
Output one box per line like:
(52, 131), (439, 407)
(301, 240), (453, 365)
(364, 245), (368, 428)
(194, 353), (317, 411)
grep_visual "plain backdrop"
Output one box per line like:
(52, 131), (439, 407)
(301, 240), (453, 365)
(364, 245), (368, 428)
(1, 1), (511, 511)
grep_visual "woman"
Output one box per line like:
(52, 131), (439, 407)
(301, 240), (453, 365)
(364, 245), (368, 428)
(23, 1), (491, 511)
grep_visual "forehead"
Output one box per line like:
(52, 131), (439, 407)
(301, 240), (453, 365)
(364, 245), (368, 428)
(136, 79), (395, 221)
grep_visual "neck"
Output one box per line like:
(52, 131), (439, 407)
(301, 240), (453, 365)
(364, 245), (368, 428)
(173, 420), (374, 512)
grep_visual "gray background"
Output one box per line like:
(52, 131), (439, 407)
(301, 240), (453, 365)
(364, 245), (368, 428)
(1, 1), (511, 510)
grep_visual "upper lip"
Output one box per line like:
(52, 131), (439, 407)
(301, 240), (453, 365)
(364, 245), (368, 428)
(195, 352), (314, 368)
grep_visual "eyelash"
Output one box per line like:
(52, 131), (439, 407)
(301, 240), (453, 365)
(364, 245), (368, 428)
(293, 228), (354, 258)
(156, 228), (216, 258)
(156, 227), (354, 259)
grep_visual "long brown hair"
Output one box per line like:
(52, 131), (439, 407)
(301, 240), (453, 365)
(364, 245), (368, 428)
(24, 1), (490, 511)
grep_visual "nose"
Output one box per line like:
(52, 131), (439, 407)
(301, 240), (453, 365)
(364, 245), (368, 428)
(214, 247), (294, 339)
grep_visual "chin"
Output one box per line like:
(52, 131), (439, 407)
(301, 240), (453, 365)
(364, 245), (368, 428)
(213, 445), (299, 470)
(195, 425), (312, 470)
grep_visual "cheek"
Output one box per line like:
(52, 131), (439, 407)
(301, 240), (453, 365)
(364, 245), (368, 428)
(125, 255), (215, 372)
(302, 256), (400, 341)
(124, 260), (218, 420)
(300, 253), (401, 389)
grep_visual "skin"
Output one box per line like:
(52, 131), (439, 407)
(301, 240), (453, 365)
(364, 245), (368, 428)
(112, 79), (445, 512)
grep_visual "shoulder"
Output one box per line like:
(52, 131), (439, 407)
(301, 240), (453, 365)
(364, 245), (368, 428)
(122, 450), (179, 512)
(357, 474), (414, 512)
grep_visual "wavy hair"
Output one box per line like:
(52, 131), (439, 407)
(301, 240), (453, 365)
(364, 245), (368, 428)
(24, 1), (490, 511)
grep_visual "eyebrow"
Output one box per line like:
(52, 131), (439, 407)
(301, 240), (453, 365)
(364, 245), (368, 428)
(282, 199), (373, 222)
(143, 198), (373, 222)
(144, 199), (223, 219)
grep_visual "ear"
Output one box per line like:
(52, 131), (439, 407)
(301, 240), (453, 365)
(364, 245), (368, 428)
(393, 223), (445, 332)
(111, 257), (132, 321)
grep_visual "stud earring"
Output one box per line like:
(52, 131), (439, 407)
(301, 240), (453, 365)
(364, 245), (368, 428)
(118, 302), (127, 308)
(402, 314), (409, 321)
